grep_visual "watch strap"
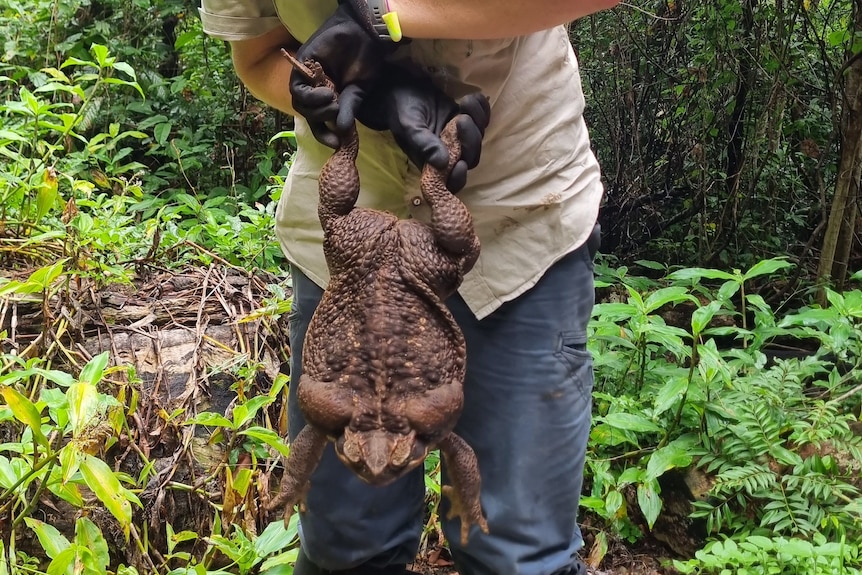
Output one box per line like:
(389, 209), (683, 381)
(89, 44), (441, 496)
(343, 0), (403, 42)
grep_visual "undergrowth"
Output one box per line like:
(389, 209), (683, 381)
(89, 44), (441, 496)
(1, 9), (861, 575)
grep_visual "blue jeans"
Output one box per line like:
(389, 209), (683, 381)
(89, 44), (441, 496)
(287, 230), (597, 575)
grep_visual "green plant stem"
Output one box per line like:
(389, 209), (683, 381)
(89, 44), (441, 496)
(10, 457), (57, 530)
(166, 481), (220, 499)
(130, 522), (163, 573)
(0, 451), (60, 508)
(637, 334), (647, 390)
(598, 446), (656, 462)
(659, 337), (699, 449)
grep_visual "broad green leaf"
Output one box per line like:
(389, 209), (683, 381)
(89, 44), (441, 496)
(637, 479), (662, 530)
(0, 129), (28, 142)
(616, 466), (644, 486)
(233, 395), (274, 428)
(240, 426), (291, 457)
(66, 382), (99, 438)
(34, 368), (75, 388)
(46, 546), (76, 575)
(259, 557), (296, 575)
(46, 478), (84, 507)
(25, 261), (66, 291)
(36, 169), (58, 220)
(79, 352), (110, 386)
(229, 467), (253, 498)
(174, 29), (199, 49)
(667, 267), (736, 282)
(691, 300), (722, 335)
(0, 386), (49, 448)
(269, 373), (289, 399)
(602, 413), (662, 433)
(25, 518), (70, 559)
(828, 30), (850, 47)
(653, 376), (688, 417)
(75, 517), (109, 572)
(717, 280), (740, 302)
(255, 516), (300, 558)
(605, 490), (624, 517)
(167, 526), (198, 553)
(154, 123), (172, 146)
(90, 44), (112, 67)
(80, 454), (132, 530)
(268, 130), (296, 145)
(188, 412), (233, 428)
(645, 444), (692, 481)
(696, 340), (730, 384)
(592, 302), (639, 321)
(743, 258), (792, 280)
(643, 286), (694, 314)
(59, 444), (81, 484)
(112, 61), (137, 80)
(779, 537), (814, 557)
(634, 259), (666, 271)
(0, 456), (21, 494)
(589, 423), (637, 447)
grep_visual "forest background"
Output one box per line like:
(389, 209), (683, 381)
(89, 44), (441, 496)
(1, 0), (862, 574)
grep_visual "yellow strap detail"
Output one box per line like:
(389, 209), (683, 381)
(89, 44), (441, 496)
(382, 11), (402, 42)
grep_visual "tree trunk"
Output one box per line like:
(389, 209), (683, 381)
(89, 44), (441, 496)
(818, 0), (862, 296)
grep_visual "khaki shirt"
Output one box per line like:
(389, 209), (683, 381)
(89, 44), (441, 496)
(200, 0), (603, 319)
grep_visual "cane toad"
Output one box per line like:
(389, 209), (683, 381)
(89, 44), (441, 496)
(267, 54), (488, 545)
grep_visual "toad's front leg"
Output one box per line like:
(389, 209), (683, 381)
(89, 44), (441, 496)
(280, 50), (361, 230)
(439, 432), (489, 545)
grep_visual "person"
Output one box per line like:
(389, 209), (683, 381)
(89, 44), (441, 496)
(199, 1), (617, 574)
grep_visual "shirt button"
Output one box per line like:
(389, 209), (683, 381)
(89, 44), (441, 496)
(411, 196), (422, 206)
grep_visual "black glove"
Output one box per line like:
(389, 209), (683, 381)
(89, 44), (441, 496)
(356, 66), (491, 193)
(290, 2), (391, 148)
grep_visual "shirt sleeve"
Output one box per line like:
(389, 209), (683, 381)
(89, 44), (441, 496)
(199, 0), (283, 41)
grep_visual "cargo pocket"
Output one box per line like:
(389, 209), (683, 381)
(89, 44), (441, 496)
(556, 331), (594, 399)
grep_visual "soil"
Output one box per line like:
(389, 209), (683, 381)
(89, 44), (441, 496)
(408, 536), (679, 574)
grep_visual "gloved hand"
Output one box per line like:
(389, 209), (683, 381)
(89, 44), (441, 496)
(289, 2), (390, 148)
(356, 67), (491, 193)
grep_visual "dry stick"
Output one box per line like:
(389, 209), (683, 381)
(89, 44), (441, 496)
(835, 381), (862, 403)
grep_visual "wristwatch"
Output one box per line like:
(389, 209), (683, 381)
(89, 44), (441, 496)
(366, 0), (403, 41)
(343, 0), (404, 42)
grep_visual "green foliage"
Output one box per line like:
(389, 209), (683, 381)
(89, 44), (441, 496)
(575, 0), (849, 266)
(586, 256), (862, 570)
(0, 350), (141, 539)
(0, 341), (298, 574)
(1, 0), (289, 274)
(674, 534), (862, 575)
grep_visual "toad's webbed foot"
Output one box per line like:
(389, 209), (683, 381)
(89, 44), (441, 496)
(439, 432), (489, 545)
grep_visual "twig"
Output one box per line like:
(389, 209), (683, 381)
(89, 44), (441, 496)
(617, 1), (681, 21)
(835, 381), (862, 403)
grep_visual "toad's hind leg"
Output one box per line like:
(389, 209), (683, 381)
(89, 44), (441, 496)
(439, 432), (489, 545)
(266, 424), (328, 527)
(419, 119), (480, 265)
(297, 373), (354, 432)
